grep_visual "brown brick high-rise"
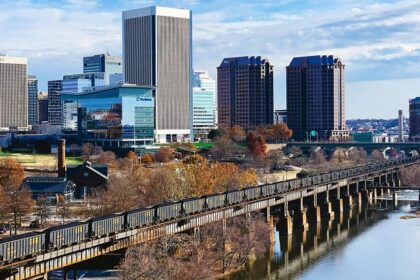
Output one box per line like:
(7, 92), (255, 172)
(217, 56), (273, 130)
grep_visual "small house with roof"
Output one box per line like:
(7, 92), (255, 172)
(23, 177), (75, 203)
(65, 161), (108, 198)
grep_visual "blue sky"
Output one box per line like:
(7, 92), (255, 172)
(1, 0), (420, 119)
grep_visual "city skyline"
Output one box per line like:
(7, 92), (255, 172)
(1, 0), (420, 119)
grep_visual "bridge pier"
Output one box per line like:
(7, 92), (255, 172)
(372, 188), (377, 200)
(343, 195), (353, 209)
(392, 192), (398, 207)
(361, 189), (372, 204)
(332, 198), (344, 213)
(278, 214), (293, 235)
(307, 205), (321, 223)
(294, 209), (309, 230)
(320, 201), (335, 219)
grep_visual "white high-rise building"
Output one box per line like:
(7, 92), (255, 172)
(0, 55), (28, 131)
(193, 71), (216, 139)
(122, 6), (193, 143)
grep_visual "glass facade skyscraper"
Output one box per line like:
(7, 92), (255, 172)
(192, 71), (216, 139)
(62, 73), (105, 129)
(83, 53), (122, 85)
(27, 75), (38, 126)
(62, 85), (155, 147)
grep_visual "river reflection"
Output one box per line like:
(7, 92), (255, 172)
(230, 191), (420, 280)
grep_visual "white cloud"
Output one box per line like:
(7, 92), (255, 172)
(1, 0), (420, 118)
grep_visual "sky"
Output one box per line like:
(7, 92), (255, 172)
(1, 0), (420, 119)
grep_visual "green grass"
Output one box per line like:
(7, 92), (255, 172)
(193, 142), (213, 149)
(0, 152), (83, 167)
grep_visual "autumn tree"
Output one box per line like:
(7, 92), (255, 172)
(156, 147), (173, 163)
(227, 125), (246, 142)
(4, 185), (35, 234)
(247, 132), (258, 155)
(257, 135), (267, 157)
(0, 158), (25, 187)
(126, 151), (138, 164)
(141, 153), (155, 165)
(247, 132), (267, 158)
(272, 123), (293, 142)
(0, 159), (34, 234)
(182, 154), (206, 165)
(0, 185), (7, 223)
(96, 151), (117, 165)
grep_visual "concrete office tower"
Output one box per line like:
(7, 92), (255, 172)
(192, 70), (216, 139)
(48, 80), (63, 125)
(27, 75), (39, 126)
(83, 53), (122, 85)
(409, 97), (420, 142)
(286, 55), (348, 141)
(398, 110), (403, 142)
(217, 56), (274, 130)
(0, 55), (28, 131)
(122, 6), (192, 143)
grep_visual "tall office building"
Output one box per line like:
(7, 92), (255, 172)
(83, 53), (122, 85)
(192, 70), (216, 139)
(217, 56), (273, 130)
(27, 75), (38, 126)
(0, 55), (28, 131)
(409, 97), (420, 142)
(48, 80), (63, 125)
(38, 92), (49, 123)
(122, 6), (192, 143)
(286, 55), (348, 141)
(398, 110), (404, 142)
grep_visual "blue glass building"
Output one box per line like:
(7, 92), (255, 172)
(62, 85), (155, 148)
(192, 71), (216, 139)
(83, 54), (122, 85)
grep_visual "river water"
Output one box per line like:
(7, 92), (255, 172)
(230, 190), (420, 280)
(50, 190), (420, 280)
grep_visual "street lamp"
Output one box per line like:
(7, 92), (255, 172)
(305, 131), (309, 142)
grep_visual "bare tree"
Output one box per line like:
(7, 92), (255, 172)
(155, 147), (173, 163)
(370, 149), (385, 161)
(401, 165), (420, 186)
(82, 143), (95, 158)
